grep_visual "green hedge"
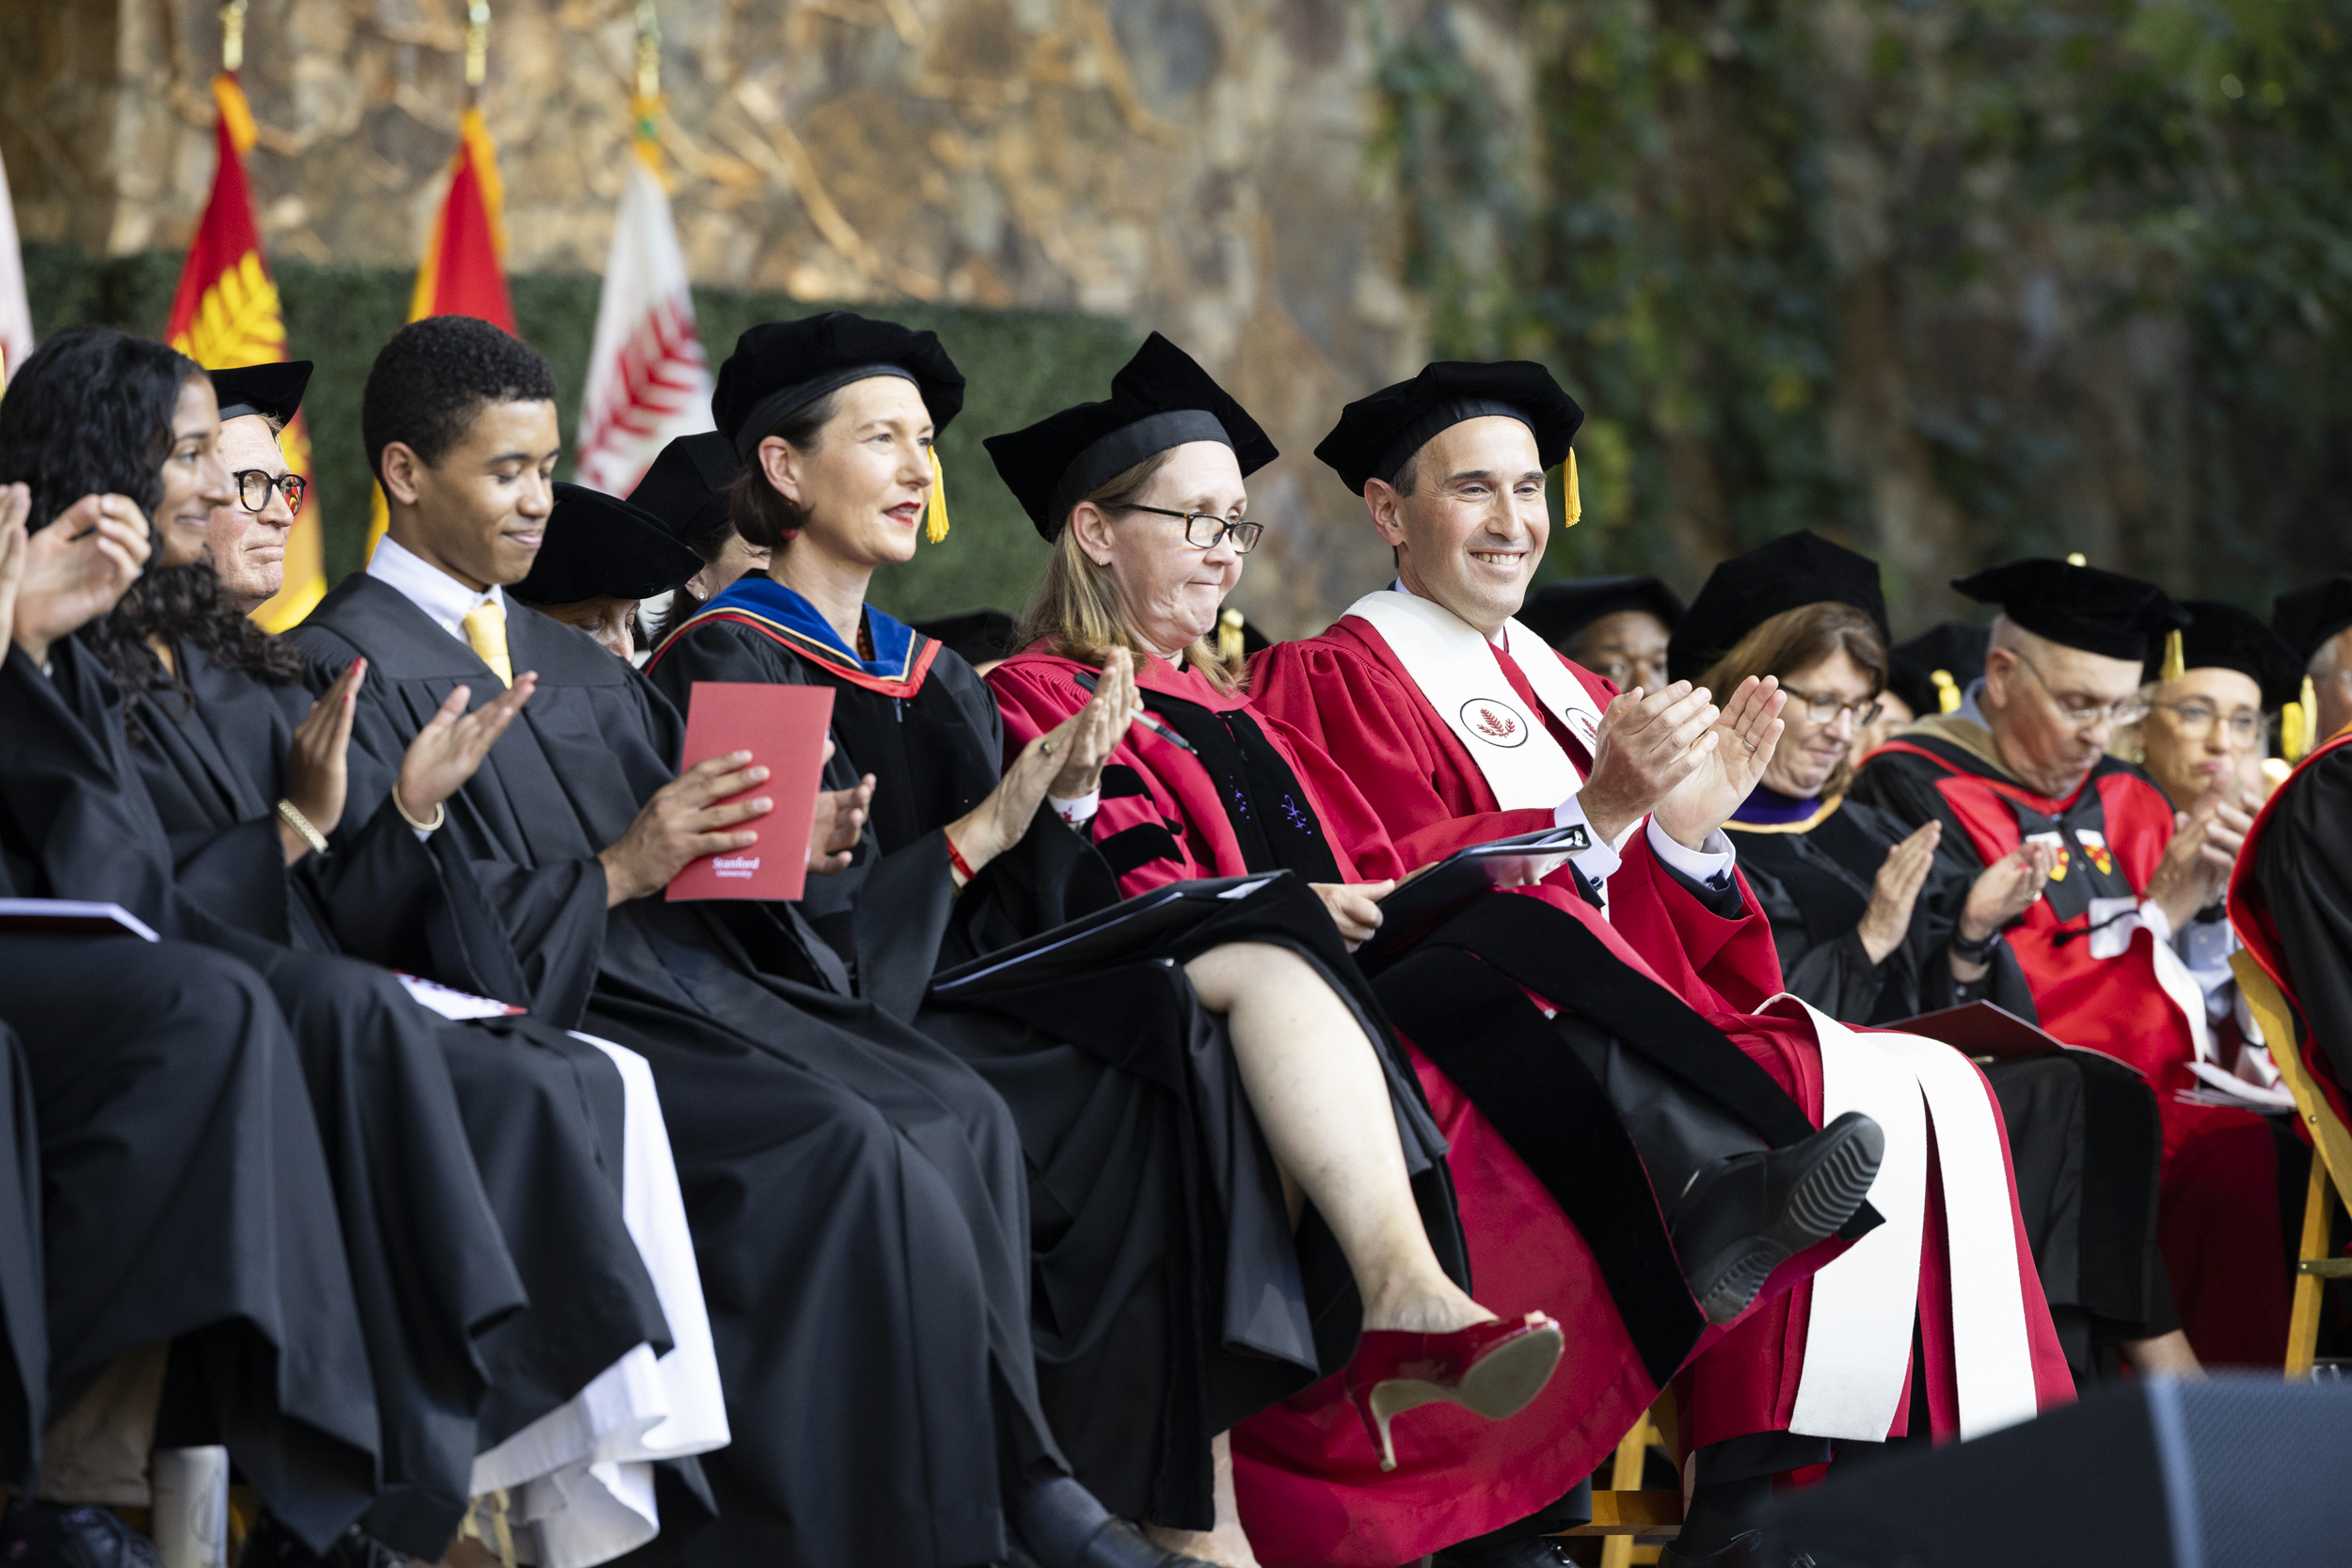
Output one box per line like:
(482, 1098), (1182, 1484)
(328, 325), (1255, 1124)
(22, 243), (1136, 622)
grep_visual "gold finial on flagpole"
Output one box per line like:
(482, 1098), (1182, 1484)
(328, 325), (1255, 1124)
(220, 0), (247, 72)
(466, 1), (491, 93)
(631, 2), (666, 169)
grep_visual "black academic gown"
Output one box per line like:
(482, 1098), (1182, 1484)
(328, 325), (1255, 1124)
(2249, 745), (2352, 1107)
(0, 667), (378, 1549)
(123, 641), (675, 1472)
(645, 611), (1448, 1529)
(1737, 794), (2179, 1378)
(291, 573), (1061, 1568)
(0, 635), (550, 1553)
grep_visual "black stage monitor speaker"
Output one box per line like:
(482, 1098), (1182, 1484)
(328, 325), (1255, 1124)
(1759, 1373), (2352, 1567)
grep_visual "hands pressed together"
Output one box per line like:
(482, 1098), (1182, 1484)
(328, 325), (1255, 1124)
(2145, 776), (2257, 933)
(1579, 676), (1788, 851)
(941, 646), (1145, 885)
(5, 488), (152, 670)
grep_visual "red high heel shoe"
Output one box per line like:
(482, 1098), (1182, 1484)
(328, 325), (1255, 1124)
(1342, 1311), (1565, 1472)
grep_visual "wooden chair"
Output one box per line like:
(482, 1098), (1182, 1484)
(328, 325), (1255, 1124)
(2230, 951), (2352, 1377)
(1559, 1392), (1681, 1563)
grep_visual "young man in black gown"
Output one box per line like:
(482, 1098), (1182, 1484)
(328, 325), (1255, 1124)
(290, 314), (1216, 1568)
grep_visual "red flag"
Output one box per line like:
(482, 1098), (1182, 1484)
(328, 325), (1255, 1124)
(366, 106), (516, 558)
(167, 74), (326, 632)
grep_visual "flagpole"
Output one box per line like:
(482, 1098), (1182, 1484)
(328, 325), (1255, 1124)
(634, 2), (662, 168)
(220, 0), (246, 73)
(467, 2), (491, 99)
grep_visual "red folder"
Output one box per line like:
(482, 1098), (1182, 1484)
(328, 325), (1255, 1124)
(666, 681), (834, 902)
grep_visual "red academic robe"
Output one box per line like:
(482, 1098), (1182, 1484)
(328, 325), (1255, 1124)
(1854, 730), (2289, 1364)
(1252, 619), (2070, 1458)
(1250, 613), (1791, 1016)
(987, 648), (2070, 1564)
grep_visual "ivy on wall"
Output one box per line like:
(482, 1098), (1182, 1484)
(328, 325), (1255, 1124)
(22, 244), (1138, 623)
(1375, 0), (2352, 623)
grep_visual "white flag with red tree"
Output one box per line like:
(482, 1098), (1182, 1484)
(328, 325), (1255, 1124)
(575, 94), (712, 496)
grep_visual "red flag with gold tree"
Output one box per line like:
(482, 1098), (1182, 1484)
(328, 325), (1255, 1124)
(167, 69), (325, 632)
(362, 16), (517, 562)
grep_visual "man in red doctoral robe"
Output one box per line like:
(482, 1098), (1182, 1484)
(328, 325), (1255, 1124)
(1846, 559), (2290, 1369)
(1253, 364), (2073, 1568)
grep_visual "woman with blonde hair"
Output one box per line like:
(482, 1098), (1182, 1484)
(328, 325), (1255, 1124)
(985, 343), (1911, 1568)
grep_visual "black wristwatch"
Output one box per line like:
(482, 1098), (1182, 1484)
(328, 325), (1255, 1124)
(1950, 927), (2003, 964)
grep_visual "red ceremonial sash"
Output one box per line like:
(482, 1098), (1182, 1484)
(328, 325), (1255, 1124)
(2227, 726), (2352, 1130)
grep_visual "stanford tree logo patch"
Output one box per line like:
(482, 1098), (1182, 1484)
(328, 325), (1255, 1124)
(1459, 698), (1531, 748)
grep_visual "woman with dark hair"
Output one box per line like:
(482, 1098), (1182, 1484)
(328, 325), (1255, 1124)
(1679, 532), (2201, 1388)
(0, 329), (383, 1556)
(0, 328), (718, 1567)
(644, 316), (1542, 1568)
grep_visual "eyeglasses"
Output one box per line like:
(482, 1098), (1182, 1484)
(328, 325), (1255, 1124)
(2148, 701), (2265, 745)
(2011, 649), (2149, 726)
(232, 469), (308, 517)
(1777, 683), (1883, 728)
(1120, 503), (1263, 554)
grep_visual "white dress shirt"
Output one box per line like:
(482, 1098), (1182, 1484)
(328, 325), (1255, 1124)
(1387, 578), (1740, 898)
(366, 532), (507, 641)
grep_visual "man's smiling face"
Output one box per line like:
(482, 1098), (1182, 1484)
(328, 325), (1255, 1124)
(1368, 415), (1549, 638)
(381, 398), (562, 591)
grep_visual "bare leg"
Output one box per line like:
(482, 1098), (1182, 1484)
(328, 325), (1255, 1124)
(1184, 942), (1488, 1338)
(1140, 1433), (1261, 1568)
(2122, 1329), (2204, 1378)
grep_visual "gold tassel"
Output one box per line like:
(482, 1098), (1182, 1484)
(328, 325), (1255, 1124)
(1564, 449), (1581, 527)
(1931, 669), (1961, 715)
(459, 1490), (518, 1568)
(1218, 607), (1245, 665)
(2284, 675), (2319, 762)
(2160, 627), (2185, 684)
(926, 446), (949, 544)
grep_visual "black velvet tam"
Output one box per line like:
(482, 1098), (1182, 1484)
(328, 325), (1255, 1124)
(628, 431), (739, 549)
(1668, 531), (1888, 686)
(1887, 622), (1991, 718)
(1519, 575), (1685, 652)
(1952, 558), (2190, 662)
(210, 359), (313, 425)
(2273, 575), (2352, 669)
(1313, 360), (1582, 496)
(983, 333), (1277, 541)
(712, 311), (964, 457)
(2158, 599), (2305, 708)
(515, 482), (706, 605)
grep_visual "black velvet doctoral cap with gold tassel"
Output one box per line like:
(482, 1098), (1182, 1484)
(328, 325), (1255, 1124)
(1313, 361), (1584, 520)
(1951, 559), (2190, 663)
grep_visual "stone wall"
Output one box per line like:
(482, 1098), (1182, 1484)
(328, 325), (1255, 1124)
(0, 0), (1429, 632)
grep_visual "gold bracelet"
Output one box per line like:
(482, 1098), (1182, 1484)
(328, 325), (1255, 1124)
(392, 790), (447, 833)
(276, 798), (329, 857)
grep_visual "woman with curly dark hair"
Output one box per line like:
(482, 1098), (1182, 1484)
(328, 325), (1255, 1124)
(0, 328), (723, 1567)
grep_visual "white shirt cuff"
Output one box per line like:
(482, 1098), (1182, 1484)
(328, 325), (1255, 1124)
(1048, 789), (1099, 829)
(1554, 795), (1623, 887)
(2137, 898), (2174, 946)
(1647, 817), (1738, 888)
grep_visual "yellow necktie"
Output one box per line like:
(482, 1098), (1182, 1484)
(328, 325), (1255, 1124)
(461, 600), (513, 689)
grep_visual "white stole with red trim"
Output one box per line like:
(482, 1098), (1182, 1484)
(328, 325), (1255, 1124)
(1343, 590), (1604, 811)
(1778, 998), (2040, 1443)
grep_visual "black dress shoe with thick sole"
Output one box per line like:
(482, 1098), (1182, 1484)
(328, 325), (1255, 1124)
(1671, 1111), (1885, 1324)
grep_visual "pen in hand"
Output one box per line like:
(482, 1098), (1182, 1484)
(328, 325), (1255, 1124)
(1071, 671), (1195, 752)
